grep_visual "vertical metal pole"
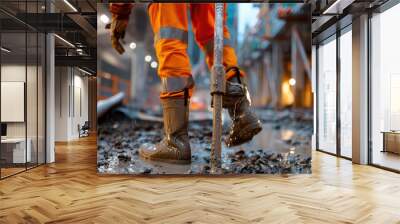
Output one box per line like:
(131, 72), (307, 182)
(336, 28), (341, 157)
(210, 3), (225, 173)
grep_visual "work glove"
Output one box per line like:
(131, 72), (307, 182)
(108, 3), (134, 54)
(110, 16), (129, 54)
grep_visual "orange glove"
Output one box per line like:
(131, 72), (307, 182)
(109, 3), (134, 54)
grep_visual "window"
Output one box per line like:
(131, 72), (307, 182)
(370, 3), (400, 171)
(339, 28), (352, 158)
(317, 36), (337, 154)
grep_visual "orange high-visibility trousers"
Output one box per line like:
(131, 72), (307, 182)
(148, 3), (244, 99)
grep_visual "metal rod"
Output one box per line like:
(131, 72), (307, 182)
(210, 3), (225, 173)
(213, 4), (224, 67)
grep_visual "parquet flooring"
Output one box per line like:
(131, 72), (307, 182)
(1, 135), (400, 223)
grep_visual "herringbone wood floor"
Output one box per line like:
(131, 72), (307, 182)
(1, 136), (400, 224)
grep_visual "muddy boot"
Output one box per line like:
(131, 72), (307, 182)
(223, 68), (262, 147)
(139, 97), (191, 164)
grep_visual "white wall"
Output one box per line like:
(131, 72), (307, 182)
(73, 73), (89, 137)
(54, 67), (89, 141)
(55, 67), (69, 141)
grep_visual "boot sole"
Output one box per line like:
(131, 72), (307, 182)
(139, 153), (191, 164)
(226, 121), (263, 147)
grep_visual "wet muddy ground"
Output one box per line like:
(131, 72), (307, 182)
(97, 108), (313, 175)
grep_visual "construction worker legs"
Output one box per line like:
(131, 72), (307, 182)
(190, 4), (261, 146)
(139, 3), (192, 163)
(223, 69), (263, 147)
(190, 3), (244, 80)
(139, 97), (191, 164)
(148, 3), (194, 98)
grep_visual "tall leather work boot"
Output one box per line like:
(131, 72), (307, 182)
(223, 67), (262, 147)
(139, 97), (191, 164)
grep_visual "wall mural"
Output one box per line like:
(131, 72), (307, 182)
(97, 3), (312, 175)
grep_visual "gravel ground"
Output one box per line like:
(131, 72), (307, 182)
(97, 108), (313, 175)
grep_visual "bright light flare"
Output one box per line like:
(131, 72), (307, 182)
(129, 42), (137, 50)
(145, 55), (152, 62)
(100, 14), (110, 24)
(289, 78), (296, 86)
(150, 61), (158, 68)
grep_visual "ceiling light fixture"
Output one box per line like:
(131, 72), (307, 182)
(54, 34), (75, 48)
(322, 0), (354, 15)
(63, 0), (78, 12)
(78, 67), (93, 76)
(1, 47), (11, 53)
